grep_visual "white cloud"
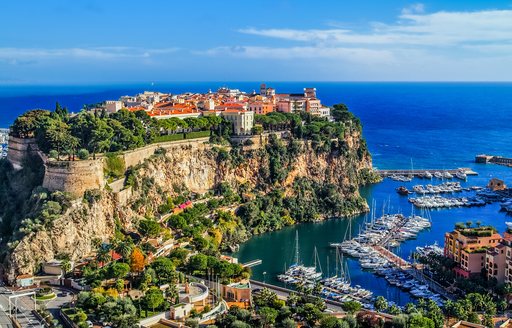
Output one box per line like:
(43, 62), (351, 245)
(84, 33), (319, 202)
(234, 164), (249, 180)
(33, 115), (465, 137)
(200, 46), (394, 64)
(401, 3), (425, 15)
(197, 8), (512, 80)
(238, 9), (512, 46)
(0, 47), (179, 63)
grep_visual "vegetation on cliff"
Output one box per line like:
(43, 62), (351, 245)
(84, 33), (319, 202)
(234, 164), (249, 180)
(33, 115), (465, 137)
(10, 103), (229, 159)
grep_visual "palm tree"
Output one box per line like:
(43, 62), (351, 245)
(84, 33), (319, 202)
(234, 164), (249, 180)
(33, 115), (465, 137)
(96, 244), (112, 265)
(115, 241), (133, 263)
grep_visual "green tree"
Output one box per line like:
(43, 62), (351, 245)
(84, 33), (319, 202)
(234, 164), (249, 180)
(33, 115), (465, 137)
(142, 287), (164, 312)
(115, 240), (134, 262)
(341, 301), (361, 314)
(408, 313), (435, 328)
(404, 303), (418, 314)
(299, 303), (324, 327)
(60, 259), (71, 276)
(388, 304), (401, 315)
(109, 262), (130, 279)
(150, 257), (177, 284)
(374, 296), (388, 312)
(138, 219), (161, 238)
(258, 307), (278, 327)
(188, 254), (208, 274)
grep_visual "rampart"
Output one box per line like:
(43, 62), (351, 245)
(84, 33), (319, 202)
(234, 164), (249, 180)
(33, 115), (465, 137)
(42, 160), (105, 198)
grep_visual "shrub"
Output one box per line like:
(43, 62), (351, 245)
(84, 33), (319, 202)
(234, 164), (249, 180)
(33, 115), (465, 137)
(104, 153), (125, 179)
(77, 149), (90, 160)
(49, 150), (59, 160)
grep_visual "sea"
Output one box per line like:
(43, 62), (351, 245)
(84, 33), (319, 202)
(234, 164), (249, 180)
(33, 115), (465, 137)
(1, 82), (512, 305)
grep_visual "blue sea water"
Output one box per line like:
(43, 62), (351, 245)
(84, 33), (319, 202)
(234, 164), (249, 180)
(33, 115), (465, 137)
(2, 82), (512, 305)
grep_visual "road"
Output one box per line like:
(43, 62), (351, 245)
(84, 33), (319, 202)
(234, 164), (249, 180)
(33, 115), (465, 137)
(0, 285), (42, 328)
(44, 286), (75, 326)
(249, 280), (345, 312)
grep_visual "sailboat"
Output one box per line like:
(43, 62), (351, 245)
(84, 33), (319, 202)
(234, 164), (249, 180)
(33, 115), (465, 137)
(277, 231), (322, 284)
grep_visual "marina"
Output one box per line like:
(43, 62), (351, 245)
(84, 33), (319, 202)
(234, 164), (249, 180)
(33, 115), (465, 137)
(277, 232), (375, 308)
(328, 213), (447, 304)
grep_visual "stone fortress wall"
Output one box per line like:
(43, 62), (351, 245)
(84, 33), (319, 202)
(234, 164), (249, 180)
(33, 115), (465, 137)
(7, 133), (284, 198)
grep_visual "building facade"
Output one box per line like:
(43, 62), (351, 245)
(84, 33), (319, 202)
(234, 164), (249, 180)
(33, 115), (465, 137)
(221, 110), (254, 135)
(444, 227), (502, 278)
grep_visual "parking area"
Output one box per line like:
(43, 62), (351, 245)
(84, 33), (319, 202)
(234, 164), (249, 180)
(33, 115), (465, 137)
(0, 284), (76, 327)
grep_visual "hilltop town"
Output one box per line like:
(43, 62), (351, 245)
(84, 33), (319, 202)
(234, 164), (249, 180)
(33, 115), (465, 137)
(99, 84), (330, 135)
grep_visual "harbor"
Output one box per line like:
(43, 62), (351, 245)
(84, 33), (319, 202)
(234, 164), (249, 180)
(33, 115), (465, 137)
(328, 213), (447, 305)
(235, 159), (512, 307)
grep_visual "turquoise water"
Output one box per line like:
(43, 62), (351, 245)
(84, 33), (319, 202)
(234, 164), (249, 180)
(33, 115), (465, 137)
(1, 82), (512, 304)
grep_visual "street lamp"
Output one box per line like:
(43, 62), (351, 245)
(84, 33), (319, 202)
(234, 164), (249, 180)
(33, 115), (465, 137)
(263, 272), (267, 284)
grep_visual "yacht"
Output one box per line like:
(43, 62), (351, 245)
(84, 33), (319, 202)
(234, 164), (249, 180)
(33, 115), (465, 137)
(443, 172), (453, 179)
(455, 171), (467, 180)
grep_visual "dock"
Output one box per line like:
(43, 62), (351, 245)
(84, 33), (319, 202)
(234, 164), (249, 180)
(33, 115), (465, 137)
(371, 246), (411, 269)
(376, 167), (477, 178)
(476, 154), (512, 167)
(242, 259), (262, 268)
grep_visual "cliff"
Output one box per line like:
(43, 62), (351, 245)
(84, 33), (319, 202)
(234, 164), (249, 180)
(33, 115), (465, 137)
(3, 130), (374, 277)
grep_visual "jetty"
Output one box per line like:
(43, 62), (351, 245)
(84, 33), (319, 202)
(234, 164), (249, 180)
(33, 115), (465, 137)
(476, 154), (512, 167)
(242, 259), (262, 268)
(376, 168), (477, 178)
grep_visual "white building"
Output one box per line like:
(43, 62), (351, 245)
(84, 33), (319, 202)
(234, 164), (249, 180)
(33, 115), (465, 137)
(221, 110), (254, 135)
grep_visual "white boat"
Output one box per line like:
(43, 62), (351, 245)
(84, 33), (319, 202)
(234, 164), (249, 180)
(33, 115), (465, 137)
(455, 171), (467, 180)
(443, 172), (453, 179)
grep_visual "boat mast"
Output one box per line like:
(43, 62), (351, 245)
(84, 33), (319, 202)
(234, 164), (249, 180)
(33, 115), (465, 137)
(327, 256), (330, 278)
(335, 247), (339, 277)
(294, 230), (300, 265)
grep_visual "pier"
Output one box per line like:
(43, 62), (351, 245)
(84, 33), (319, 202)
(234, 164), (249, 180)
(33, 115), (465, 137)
(376, 168), (477, 178)
(371, 246), (411, 269)
(242, 259), (262, 268)
(476, 154), (512, 167)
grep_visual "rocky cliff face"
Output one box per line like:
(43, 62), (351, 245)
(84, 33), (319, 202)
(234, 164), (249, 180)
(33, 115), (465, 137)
(6, 131), (373, 277)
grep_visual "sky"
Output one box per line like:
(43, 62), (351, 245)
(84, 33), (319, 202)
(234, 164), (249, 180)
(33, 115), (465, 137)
(1, 0), (512, 84)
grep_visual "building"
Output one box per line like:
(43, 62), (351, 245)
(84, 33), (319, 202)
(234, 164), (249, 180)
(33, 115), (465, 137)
(488, 178), (507, 191)
(222, 282), (252, 307)
(248, 101), (274, 115)
(304, 87), (317, 98)
(16, 274), (34, 288)
(170, 303), (193, 320)
(221, 110), (254, 136)
(105, 100), (123, 113)
(43, 259), (72, 276)
(486, 243), (507, 283)
(444, 226), (502, 278)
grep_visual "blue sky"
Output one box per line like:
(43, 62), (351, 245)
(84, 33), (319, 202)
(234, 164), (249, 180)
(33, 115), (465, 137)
(1, 0), (511, 83)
